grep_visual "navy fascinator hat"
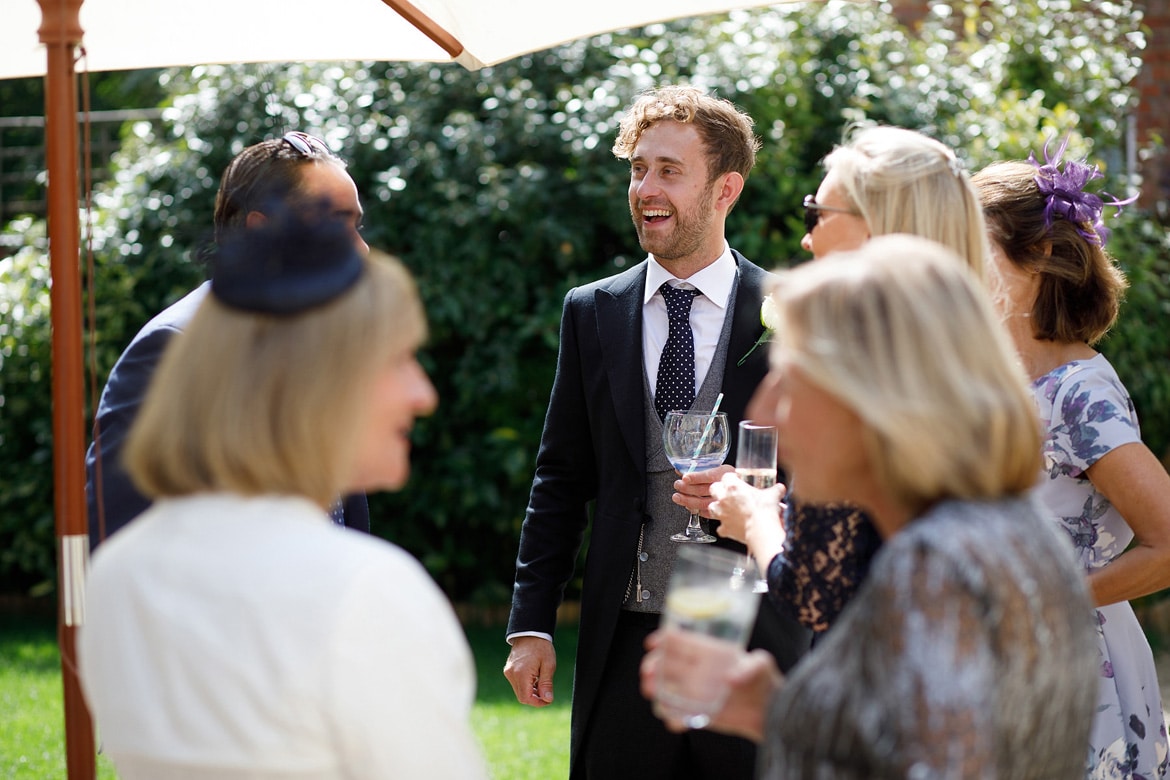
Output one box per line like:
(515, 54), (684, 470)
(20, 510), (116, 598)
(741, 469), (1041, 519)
(210, 210), (365, 315)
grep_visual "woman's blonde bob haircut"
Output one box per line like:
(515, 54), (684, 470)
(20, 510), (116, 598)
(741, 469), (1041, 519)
(823, 125), (990, 278)
(125, 250), (425, 507)
(771, 235), (1040, 515)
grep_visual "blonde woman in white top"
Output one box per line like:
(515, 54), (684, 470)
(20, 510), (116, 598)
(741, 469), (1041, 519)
(79, 217), (487, 780)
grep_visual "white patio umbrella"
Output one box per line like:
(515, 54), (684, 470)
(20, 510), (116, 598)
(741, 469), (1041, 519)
(2, 0), (824, 77)
(11, 1), (844, 777)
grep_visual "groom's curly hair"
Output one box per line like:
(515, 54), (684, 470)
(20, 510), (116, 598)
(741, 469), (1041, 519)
(612, 84), (760, 187)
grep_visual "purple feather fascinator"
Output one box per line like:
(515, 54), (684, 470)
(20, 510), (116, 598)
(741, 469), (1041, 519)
(1028, 135), (1137, 245)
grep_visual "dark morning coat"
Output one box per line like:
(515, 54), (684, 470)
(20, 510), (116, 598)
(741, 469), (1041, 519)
(507, 251), (810, 771)
(85, 281), (370, 548)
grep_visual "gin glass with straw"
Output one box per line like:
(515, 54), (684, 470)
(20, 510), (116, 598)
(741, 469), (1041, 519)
(662, 400), (729, 543)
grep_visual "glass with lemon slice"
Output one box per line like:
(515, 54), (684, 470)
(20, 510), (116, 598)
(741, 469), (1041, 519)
(654, 545), (761, 728)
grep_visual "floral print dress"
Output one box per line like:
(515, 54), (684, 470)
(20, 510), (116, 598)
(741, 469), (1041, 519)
(1032, 354), (1169, 779)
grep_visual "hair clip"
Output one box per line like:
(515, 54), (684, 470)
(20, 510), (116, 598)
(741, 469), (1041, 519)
(947, 155), (965, 178)
(1028, 134), (1137, 246)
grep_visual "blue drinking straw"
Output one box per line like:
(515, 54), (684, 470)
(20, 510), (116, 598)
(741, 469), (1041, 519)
(685, 392), (724, 475)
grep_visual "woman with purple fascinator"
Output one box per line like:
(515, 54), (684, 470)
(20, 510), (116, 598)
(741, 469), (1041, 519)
(974, 141), (1170, 780)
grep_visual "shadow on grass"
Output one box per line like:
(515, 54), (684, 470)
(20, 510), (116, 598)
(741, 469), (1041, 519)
(0, 611), (581, 706)
(0, 610), (575, 779)
(0, 613), (62, 675)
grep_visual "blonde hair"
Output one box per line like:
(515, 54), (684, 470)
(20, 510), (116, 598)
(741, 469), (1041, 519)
(823, 125), (989, 277)
(125, 250), (425, 506)
(771, 235), (1040, 515)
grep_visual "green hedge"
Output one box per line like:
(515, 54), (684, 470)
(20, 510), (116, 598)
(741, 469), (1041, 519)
(2, 1), (1164, 599)
(1101, 219), (1170, 461)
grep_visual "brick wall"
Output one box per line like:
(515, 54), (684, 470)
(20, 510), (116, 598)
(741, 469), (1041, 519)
(890, 0), (932, 30)
(1135, 0), (1170, 217)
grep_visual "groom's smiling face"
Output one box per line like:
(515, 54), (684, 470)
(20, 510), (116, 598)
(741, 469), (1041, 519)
(627, 120), (722, 269)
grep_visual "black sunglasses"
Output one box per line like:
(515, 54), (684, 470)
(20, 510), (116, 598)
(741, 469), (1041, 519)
(282, 131), (331, 157)
(802, 195), (860, 234)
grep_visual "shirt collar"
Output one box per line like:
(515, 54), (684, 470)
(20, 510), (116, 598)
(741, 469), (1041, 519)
(643, 243), (736, 308)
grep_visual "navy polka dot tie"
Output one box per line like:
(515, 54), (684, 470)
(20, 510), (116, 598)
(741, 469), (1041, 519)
(328, 499), (346, 527)
(656, 283), (699, 421)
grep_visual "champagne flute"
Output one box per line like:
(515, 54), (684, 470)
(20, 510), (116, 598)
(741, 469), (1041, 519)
(736, 420), (778, 592)
(736, 420), (777, 489)
(663, 410), (730, 544)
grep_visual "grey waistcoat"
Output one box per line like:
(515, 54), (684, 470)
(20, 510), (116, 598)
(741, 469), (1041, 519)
(623, 283), (738, 614)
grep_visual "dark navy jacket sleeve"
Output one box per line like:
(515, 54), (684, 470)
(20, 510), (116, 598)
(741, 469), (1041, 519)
(86, 324), (178, 548)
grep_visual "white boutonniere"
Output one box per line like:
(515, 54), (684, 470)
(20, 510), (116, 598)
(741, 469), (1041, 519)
(737, 294), (778, 366)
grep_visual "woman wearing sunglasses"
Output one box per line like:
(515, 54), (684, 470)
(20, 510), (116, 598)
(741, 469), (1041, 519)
(799, 125), (988, 269)
(698, 125), (990, 638)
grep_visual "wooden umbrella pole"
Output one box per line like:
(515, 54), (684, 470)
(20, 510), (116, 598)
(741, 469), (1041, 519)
(37, 0), (96, 778)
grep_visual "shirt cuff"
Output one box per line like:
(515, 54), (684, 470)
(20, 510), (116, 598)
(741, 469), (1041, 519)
(506, 630), (553, 645)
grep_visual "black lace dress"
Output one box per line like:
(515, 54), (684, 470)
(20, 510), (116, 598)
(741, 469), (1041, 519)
(766, 499), (883, 636)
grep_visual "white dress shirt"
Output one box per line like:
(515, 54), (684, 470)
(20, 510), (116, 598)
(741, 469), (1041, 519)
(79, 493), (488, 780)
(643, 244), (737, 404)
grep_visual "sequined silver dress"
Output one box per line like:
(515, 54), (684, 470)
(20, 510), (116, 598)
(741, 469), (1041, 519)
(758, 497), (1099, 779)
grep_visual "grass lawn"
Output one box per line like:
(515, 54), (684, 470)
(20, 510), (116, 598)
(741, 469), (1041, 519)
(0, 613), (576, 779)
(465, 623), (576, 779)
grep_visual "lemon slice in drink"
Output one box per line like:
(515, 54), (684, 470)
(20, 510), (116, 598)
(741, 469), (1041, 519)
(666, 587), (732, 620)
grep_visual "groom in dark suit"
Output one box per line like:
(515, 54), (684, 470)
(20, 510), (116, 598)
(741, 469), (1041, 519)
(504, 86), (810, 779)
(86, 133), (371, 548)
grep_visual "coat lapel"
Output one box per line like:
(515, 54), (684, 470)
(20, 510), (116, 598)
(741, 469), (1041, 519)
(596, 263), (648, 474)
(721, 251), (773, 423)
(591, 255), (771, 475)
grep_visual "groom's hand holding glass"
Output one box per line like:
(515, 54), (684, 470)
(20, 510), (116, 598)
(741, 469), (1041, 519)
(664, 410), (731, 543)
(671, 471), (783, 551)
(671, 466), (736, 522)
